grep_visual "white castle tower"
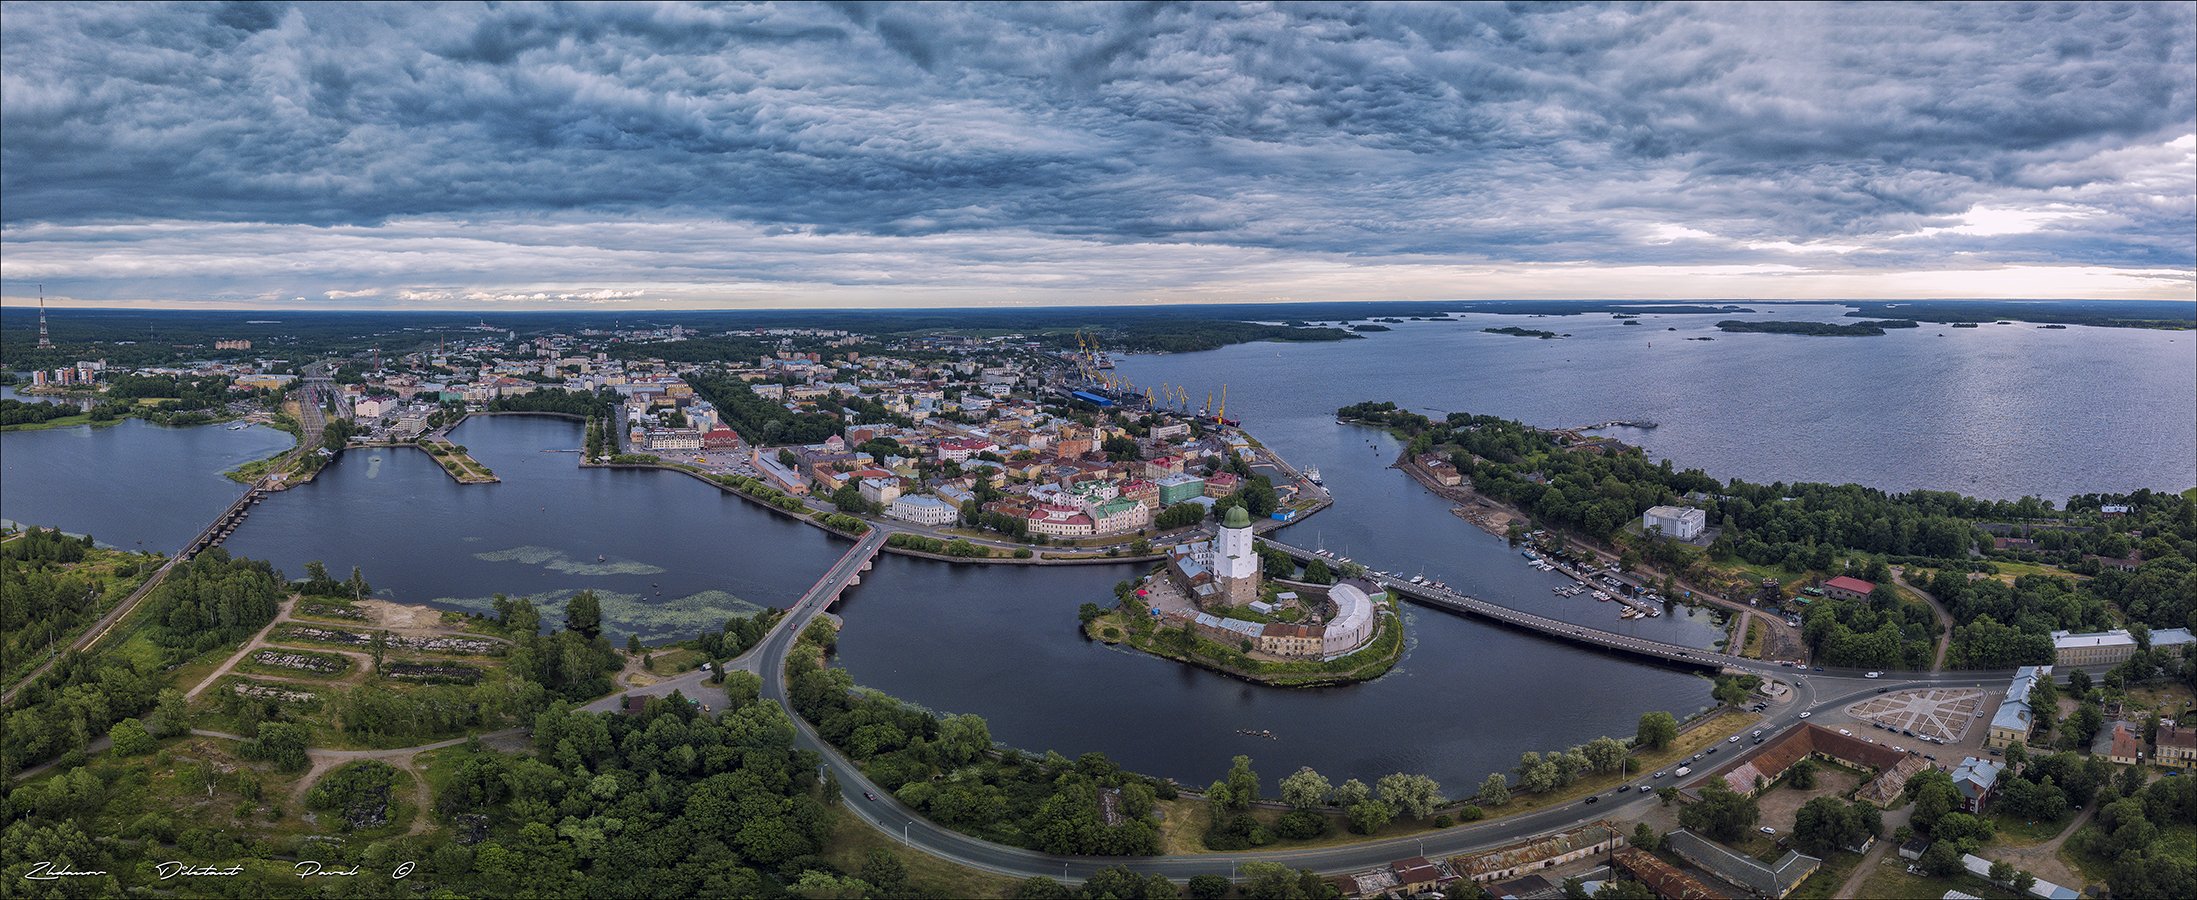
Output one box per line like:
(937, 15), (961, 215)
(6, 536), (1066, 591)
(1212, 504), (1261, 605)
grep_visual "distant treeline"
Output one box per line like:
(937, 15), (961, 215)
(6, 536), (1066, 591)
(1716, 319), (1921, 336)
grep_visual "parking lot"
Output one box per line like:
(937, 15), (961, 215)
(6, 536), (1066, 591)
(1843, 687), (1984, 743)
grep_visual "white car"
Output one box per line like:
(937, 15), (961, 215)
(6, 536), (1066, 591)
(1866, 671), (1882, 678)
(1760, 826), (1778, 836)
(1839, 729), (1851, 736)
(1728, 736), (1741, 743)
(1799, 712), (1812, 719)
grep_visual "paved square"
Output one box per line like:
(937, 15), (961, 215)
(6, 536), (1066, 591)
(1844, 688), (1985, 743)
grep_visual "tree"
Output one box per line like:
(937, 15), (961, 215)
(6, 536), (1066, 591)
(150, 688), (192, 738)
(110, 718), (154, 756)
(1226, 755), (1260, 808)
(1655, 786), (1679, 806)
(2014, 870), (2038, 893)
(1012, 877), (1073, 899)
(1594, 881), (1656, 900)
(1376, 773), (1443, 820)
(565, 590), (603, 638)
(1303, 558), (1335, 584)
(1678, 782), (1759, 841)
(1238, 862), (1306, 900)
(1989, 859), (2016, 885)
(1477, 773), (1511, 807)
(1187, 874), (1232, 899)
(1920, 841), (1963, 877)
(1636, 711), (1679, 751)
(1793, 796), (1873, 856)
(626, 634), (643, 655)
(1787, 757), (1818, 790)
(1582, 736), (1628, 774)
(1346, 799), (1393, 834)
(1330, 778), (1370, 807)
(1632, 822), (1658, 849)
(1280, 767), (1332, 810)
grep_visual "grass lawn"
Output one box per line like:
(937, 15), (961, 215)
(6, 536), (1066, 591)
(1743, 617), (1767, 658)
(1786, 849), (1862, 900)
(1856, 856), (2024, 900)
(646, 646), (707, 676)
(1149, 796), (1467, 855)
(1990, 811), (2075, 847)
(824, 807), (1023, 899)
(1984, 559), (2087, 583)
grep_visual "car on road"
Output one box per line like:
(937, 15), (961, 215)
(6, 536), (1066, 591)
(1752, 730), (1765, 737)
(1706, 747), (1719, 755)
(863, 791), (878, 801)
(1653, 771), (1666, 778)
(1876, 687), (1890, 694)
(1728, 736), (1741, 743)
(1799, 712), (1812, 718)
(1584, 796), (1599, 805)
(1617, 785), (1631, 792)
(1866, 671), (1882, 678)
(1813, 667), (1824, 672)
(1753, 737), (1765, 744)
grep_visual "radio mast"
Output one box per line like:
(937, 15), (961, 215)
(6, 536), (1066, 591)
(37, 284), (53, 349)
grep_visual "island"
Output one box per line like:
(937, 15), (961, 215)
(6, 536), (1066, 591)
(1483, 326), (1563, 339)
(1083, 506), (1404, 686)
(1715, 319), (1921, 336)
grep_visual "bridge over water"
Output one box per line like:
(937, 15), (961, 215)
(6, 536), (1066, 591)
(1258, 537), (1753, 672)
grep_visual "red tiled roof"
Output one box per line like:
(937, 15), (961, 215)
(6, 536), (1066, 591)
(1823, 575), (1876, 595)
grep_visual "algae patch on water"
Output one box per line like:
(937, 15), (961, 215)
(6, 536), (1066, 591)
(431, 588), (767, 642)
(473, 545), (667, 576)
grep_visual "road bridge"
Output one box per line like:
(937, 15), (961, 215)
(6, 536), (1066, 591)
(1258, 537), (1752, 673)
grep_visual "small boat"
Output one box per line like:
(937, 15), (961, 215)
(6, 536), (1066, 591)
(597, 554), (606, 563)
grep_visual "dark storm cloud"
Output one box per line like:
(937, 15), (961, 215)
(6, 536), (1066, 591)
(1, 1), (2191, 304)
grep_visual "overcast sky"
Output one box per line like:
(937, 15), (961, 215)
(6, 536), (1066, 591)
(2, 1), (2192, 310)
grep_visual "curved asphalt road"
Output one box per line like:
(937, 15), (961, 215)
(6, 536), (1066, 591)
(740, 531), (2075, 881)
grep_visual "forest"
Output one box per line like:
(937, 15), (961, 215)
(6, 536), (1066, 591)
(787, 621), (1167, 856)
(1340, 400), (2197, 668)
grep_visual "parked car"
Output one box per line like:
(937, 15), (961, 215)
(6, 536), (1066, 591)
(1866, 671), (1882, 678)
(1839, 729), (1852, 736)
(1760, 826), (1778, 836)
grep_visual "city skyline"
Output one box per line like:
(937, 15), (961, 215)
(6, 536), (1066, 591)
(3, 2), (2194, 310)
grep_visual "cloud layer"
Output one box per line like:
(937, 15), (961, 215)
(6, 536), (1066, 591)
(3, 1), (2192, 307)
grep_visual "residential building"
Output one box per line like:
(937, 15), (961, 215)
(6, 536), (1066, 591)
(1821, 575), (1876, 602)
(1090, 498), (1150, 535)
(1156, 473), (1207, 506)
(1144, 455), (1185, 479)
(885, 495), (958, 527)
(858, 476), (903, 508)
(1950, 757), (2005, 812)
(2103, 721), (2144, 766)
(1203, 471), (1240, 497)
(2157, 725), (2197, 768)
(2049, 627), (2197, 667)
(1643, 505), (1706, 540)
(1028, 504), (1094, 538)
(1664, 829), (1820, 899)
(1988, 666), (2051, 749)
